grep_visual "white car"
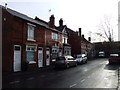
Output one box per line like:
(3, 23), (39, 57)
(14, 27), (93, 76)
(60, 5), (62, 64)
(75, 54), (87, 64)
(98, 51), (105, 57)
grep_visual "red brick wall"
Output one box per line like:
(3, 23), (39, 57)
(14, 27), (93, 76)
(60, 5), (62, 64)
(2, 8), (14, 72)
(68, 29), (81, 56)
(2, 8), (63, 72)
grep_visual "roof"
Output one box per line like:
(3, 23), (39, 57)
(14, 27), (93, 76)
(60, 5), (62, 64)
(55, 25), (66, 32)
(81, 37), (91, 43)
(1, 5), (61, 33)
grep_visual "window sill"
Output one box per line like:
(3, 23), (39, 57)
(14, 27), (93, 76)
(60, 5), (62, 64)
(52, 40), (58, 42)
(29, 61), (36, 64)
(27, 39), (36, 42)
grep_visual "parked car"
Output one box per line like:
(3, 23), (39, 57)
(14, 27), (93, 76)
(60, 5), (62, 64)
(98, 51), (105, 57)
(109, 54), (120, 64)
(54, 56), (77, 68)
(75, 54), (87, 64)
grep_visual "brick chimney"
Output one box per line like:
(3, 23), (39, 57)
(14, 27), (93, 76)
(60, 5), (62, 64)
(59, 18), (63, 27)
(49, 15), (55, 28)
(82, 34), (84, 38)
(88, 37), (91, 42)
(79, 28), (81, 37)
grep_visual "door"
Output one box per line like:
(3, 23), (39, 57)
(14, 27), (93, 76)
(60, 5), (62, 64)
(38, 47), (43, 67)
(14, 45), (21, 72)
(59, 49), (62, 56)
(46, 48), (50, 66)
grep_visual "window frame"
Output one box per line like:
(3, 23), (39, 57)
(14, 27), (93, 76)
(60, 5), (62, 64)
(26, 45), (37, 64)
(27, 23), (36, 41)
(52, 32), (58, 41)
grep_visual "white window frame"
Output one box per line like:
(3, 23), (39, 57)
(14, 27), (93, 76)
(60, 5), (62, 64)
(52, 32), (58, 41)
(27, 23), (36, 41)
(26, 45), (37, 64)
(62, 35), (68, 44)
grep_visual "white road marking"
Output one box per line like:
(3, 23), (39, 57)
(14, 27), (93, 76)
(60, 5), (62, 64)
(9, 80), (20, 84)
(70, 83), (77, 88)
(81, 79), (85, 83)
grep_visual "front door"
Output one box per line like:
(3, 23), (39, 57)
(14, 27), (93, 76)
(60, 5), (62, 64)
(38, 47), (43, 67)
(46, 48), (50, 66)
(14, 45), (21, 72)
(59, 49), (62, 56)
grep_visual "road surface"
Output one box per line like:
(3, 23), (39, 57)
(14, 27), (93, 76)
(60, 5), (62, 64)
(3, 58), (119, 88)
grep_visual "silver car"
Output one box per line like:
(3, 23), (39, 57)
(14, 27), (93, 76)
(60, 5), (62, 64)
(75, 54), (87, 64)
(55, 55), (77, 68)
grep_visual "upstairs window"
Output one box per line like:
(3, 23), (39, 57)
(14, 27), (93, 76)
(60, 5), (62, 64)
(28, 24), (35, 41)
(62, 35), (68, 44)
(52, 32), (58, 41)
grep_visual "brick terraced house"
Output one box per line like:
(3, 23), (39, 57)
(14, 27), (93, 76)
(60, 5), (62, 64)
(2, 5), (68, 72)
(2, 5), (92, 72)
(56, 21), (93, 57)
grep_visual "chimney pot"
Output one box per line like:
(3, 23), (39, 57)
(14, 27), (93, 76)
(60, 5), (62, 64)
(88, 37), (91, 42)
(59, 18), (63, 27)
(49, 14), (55, 28)
(82, 34), (84, 38)
(79, 28), (81, 37)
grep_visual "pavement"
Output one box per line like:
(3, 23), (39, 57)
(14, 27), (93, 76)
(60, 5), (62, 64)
(3, 65), (55, 79)
(117, 67), (120, 90)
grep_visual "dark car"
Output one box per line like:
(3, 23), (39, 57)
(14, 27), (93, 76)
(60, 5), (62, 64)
(54, 56), (77, 68)
(109, 54), (120, 64)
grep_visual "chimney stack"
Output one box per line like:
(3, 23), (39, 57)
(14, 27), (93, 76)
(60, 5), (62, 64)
(88, 37), (91, 42)
(49, 15), (55, 28)
(82, 34), (84, 38)
(59, 18), (63, 27)
(79, 28), (81, 37)
(5, 3), (7, 9)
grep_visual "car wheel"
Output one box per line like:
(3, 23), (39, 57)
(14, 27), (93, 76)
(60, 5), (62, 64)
(75, 63), (77, 67)
(66, 64), (69, 68)
(109, 61), (112, 65)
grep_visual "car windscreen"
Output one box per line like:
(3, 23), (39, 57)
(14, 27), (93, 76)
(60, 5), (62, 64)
(56, 57), (65, 61)
(68, 58), (74, 60)
(77, 56), (82, 58)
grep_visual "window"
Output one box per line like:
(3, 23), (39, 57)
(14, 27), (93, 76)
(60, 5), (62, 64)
(62, 35), (68, 44)
(65, 37), (68, 44)
(52, 32), (58, 41)
(52, 47), (58, 59)
(14, 46), (20, 51)
(28, 24), (35, 40)
(64, 47), (71, 56)
(26, 45), (36, 63)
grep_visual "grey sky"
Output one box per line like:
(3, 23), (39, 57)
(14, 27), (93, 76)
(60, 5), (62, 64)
(1, 0), (119, 42)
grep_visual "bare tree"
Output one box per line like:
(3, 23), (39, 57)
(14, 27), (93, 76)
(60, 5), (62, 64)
(97, 15), (114, 42)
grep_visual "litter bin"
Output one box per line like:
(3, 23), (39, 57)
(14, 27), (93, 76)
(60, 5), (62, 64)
(21, 61), (29, 71)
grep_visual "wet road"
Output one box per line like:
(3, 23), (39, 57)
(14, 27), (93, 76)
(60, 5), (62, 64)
(3, 58), (120, 88)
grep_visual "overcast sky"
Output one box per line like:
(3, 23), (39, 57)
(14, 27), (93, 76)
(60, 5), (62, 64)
(1, 0), (119, 42)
